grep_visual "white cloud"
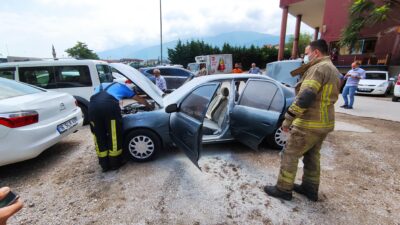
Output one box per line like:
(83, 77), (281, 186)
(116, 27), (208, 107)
(0, 0), (313, 57)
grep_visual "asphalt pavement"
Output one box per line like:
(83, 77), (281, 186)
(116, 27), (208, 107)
(335, 95), (400, 122)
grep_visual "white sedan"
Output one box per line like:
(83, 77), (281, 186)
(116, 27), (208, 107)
(0, 78), (83, 166)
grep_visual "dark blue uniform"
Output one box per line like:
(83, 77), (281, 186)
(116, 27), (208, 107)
(89, 82), (135, 171)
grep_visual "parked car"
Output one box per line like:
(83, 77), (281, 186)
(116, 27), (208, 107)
(0, 78), (83, 166)
(356, 71), (393, 96)
(0, 60), (115, 124)
(139, 66), (195, 92)
(393, 73), (400, 102)
(109, 63), (295, 167)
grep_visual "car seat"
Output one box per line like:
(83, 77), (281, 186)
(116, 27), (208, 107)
(203, 87), (229, 134)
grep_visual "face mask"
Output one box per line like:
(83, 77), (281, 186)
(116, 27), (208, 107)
(303, 55), (310, 64)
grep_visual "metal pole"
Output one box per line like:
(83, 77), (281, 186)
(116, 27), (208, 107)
(160, 0), (163, 65)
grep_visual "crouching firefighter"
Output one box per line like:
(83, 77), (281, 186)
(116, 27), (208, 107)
(264, 40), (340, 201)
(89, 82), (153, 172)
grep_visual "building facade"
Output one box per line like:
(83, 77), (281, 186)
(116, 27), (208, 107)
(278, 0), (400, 74)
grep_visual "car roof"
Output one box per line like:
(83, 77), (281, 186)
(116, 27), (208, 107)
(141, 66), (192, 71)
(163, 73), (289, 106)
(0, 59), (108, 67)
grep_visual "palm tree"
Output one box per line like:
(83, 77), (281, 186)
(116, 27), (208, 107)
(340, 0), (400, 47)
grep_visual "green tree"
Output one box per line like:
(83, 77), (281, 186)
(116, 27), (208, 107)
(168, 40), (283, 70)
(168, 40), (219, 66)
(340, 0), (400, 46)
(65, 41), (99, 59)
(285, 32), (312, 57)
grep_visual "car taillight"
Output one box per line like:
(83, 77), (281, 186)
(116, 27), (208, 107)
(0, 111), (39, 128)
(397, 75), (400, 85)
(125, 80), (132, 84)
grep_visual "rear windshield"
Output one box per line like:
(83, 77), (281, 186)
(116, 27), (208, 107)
(0, 78), (43, 100)
(365, 73), (387, 80)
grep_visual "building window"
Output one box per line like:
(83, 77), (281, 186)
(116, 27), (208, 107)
(330, 38), (377, 55)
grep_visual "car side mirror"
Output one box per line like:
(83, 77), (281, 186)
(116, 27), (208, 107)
(165, 103), (178, 113)
(389, 77), (395, 81)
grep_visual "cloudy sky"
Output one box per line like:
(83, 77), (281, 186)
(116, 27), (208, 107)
(0, 0), (313, 58)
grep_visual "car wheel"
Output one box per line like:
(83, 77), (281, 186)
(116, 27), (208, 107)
(124, 129), (161, 162)
(266, 126), (288, 150)
(393, 96), (399, 102)
(78, 103), (89, 125)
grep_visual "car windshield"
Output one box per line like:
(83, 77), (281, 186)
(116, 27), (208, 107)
(365, 73), (387, 80)
(0, 78), (44, 100)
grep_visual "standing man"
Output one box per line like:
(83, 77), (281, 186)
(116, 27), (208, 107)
(264, 40), (340, 201)
(248, 63), (261, 74)
(153, 69), (167, 92)
(89, 82), (153, 172)
(341, 62), (365, 109)
(232, 63), (243, 73)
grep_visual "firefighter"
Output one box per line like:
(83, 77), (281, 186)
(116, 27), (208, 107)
(264, 40), (340, 201)
(89, 82), (153, 172)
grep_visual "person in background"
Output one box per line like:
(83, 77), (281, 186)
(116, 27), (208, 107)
(232, 63), (243, 73)
(341, 61), (365, 109)
(153, 69), (167, 91)
(196, 63), (207, 76)
(248, 63), (261, 74)
(0, 187), (23, 225)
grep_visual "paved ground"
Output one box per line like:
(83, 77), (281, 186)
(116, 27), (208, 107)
(1, 96), (399, 225)
(335, 95), (400, 122)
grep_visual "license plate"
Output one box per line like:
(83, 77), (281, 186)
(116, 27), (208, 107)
(57, 117), (78, 134)
(358, 88), (371, 92)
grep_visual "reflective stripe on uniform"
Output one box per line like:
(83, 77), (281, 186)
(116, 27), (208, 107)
(302, 80), (321, 91)
(289, 103), (306, 115)
(278, 169), (296, 184)
(109, 120), (122, 157)
(92, 134), (108, 158)
(293, 84), (334, 129)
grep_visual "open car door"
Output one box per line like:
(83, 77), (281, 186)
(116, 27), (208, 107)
(230, 79), (286, 150)
(167, 82), (220, 169)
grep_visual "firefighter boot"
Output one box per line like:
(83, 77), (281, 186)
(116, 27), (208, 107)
(263, 185), (292, 201)
(293, 183), (319, 201)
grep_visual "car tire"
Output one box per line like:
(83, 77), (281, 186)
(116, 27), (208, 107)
(124, 129), (161, 162)
(393, 96), (399, 102)
(78, 103), (89, 125)
(266, 126), (288, 150)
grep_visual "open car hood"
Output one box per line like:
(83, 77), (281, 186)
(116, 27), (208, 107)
(266, 60), (302, 87)
(110, 63), (164, 107)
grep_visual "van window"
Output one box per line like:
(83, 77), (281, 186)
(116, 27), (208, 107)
(18, 67), (57, 89)
(56, 66), (92, 88)
(96, 65), (113, 83)
(0, 67), (16, 80)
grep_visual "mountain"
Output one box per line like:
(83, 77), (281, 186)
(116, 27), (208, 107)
(97, 31), (280, 60)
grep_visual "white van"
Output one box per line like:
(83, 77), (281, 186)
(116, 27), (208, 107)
(0, 60), (114, 123)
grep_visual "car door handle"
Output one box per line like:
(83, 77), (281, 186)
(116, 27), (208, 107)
(186, 131), (194, 136)
(262, 121), (272, 126)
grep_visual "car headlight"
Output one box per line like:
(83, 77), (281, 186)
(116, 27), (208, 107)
(377, 82), (388, 87)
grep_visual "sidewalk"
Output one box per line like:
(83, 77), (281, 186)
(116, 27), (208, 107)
(335, 95), (400, 122)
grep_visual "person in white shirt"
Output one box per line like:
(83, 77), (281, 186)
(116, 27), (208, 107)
(153, 69), (167, 91)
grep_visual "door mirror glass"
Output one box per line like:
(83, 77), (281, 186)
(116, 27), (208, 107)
(165, 103), (178, 113)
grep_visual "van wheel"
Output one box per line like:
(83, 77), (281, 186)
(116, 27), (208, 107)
(77, 103), (89, 125)
(124, 129), (161, 162)
(393, 96), (399, 102)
